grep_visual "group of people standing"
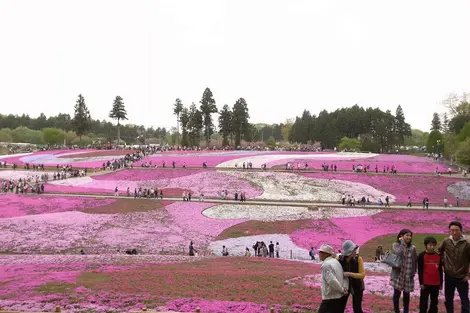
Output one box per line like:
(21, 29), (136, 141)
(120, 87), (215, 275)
(318, 221), (470, 313)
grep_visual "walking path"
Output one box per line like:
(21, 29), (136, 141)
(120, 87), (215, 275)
(1, 164), (468, 178)
(38, 192), (470, 211)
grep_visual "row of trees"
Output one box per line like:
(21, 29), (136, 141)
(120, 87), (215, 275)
(288, 105), (412, 152)
(172, 88), (252, 147)
(0, 95), (168, 146)
(427, 93), (470, 164)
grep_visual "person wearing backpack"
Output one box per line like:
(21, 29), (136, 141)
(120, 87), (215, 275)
(390, 229), (417, 313)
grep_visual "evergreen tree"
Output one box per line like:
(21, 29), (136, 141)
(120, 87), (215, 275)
(173, 98), (184, 146)
(431, 112), (442, 131)
(232, 98), (250, 147)
(108, 96), (128, 145)
(218, 104), (232, 147)
(179, 107), (190, 147)
(394, 105), (411, 147)
(199, 87), (217, 145)
(442, 112), (449, 134)
(73, 94), (91, 141)
(188, 102), (203, 147)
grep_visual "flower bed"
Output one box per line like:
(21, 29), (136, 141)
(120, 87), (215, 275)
(92, 169), (203, 181)
(203, 204), (382, 221)
(267, 154), (448, 173)
(216, 152), (377, 168)
(290, 210), (470, 252)
(303, 172), (466, 204)
(0, 200), (247, 254)
(226, 171), (394, 202)
(0, 170), (48, 180)
(48, 171), (262, 198)
(0, 194), (116, 218)
(166, 202), (247, 238)
(447, 181), (470, 200)
(136, 153), (258, 167)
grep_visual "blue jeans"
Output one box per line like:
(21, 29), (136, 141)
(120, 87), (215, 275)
(445, 274), (470, 313)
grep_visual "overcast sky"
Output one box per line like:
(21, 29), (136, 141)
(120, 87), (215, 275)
(0, 0), (468, 132)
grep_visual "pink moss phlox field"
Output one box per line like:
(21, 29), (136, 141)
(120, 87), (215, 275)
(136, 151), (328, 167)
(3, 149), (129, 168)
(53, 171), (262, 198)
(0, 211), (115, 253)
(166, 202), (247, 237)
(164, 298), (297, 313)
(1, 202), (244, 253)
(290, 210), (470, 251)
(0, 150), (67, 165)
(268, 154), (448, 172)
(0, 194), (116, 218)
(136, 154), (256, 167)
(303, 172), (466, 204)
(44, 184), (112, 195)
(93, 169), (204, 181)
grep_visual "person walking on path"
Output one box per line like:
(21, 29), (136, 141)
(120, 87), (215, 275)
(417, 236), (443, 313)
(338, 240), (365, 313)
(318, 244), (349, 313)
(390, 229), (417, 313)
(438, 221), (470, 313)
(188, 241), (197, 256)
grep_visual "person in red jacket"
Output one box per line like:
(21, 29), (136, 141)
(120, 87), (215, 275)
(417, 236), (443, 313)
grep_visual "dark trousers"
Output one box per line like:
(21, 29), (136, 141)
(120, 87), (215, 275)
(445, 274), (470, 313)
(393, 289), (410, 313)
(318, 298), (343, 313)
(419, 285), (439, 313)
(340, 290), (364, 313)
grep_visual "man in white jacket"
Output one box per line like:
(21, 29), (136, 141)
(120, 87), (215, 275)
(318, 244), (349, 313)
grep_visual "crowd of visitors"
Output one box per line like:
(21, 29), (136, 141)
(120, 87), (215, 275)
(316, 220), (470, 313)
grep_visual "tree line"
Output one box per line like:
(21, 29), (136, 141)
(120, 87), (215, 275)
(0, 95), (167, 146)
(172, 87), (253, 147)
(288, 104), (412, 152)
(428, 93), (470, 165)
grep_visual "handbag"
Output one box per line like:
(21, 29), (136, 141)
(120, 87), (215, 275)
(382, 252), (402, 268)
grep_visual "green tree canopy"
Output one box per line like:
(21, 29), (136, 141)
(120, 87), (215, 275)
(338, 137), (362, 151)
(426, 130), (444, 153)
(42, 128), (66, 145)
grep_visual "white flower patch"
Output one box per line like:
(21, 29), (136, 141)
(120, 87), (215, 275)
(0, 170), (45, 180)
(203, 204), (382, 221)
(208, 234), (311, 260)
(47, 176), (93, 186)
(216, 152), (378, 168)
(0, 152), (32, 159)
(223, 171), (395, 202)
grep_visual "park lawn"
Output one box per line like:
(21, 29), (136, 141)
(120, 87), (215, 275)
(216, 219), (312, 240)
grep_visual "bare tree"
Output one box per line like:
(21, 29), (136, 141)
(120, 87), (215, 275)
(441, 93), (463, 117)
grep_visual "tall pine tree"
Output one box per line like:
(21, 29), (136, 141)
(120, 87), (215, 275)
(109, 96), (128, 145)
(232, 98), (250, 147)
(218, 104), (232, 147)
(173, 98), (184, 146)
(394, 105), (411, 147)
(199, 88), (217, 145)
(431, 112), (442, 131)
(73, 94), (91, 142)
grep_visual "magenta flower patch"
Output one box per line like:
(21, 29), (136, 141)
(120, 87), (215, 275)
(0, 194), (116, 218)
